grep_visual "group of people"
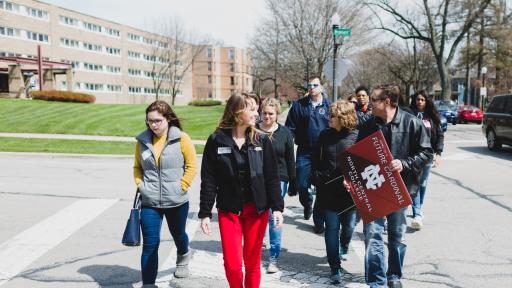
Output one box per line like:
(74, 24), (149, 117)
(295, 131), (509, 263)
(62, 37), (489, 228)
(132, 75), (444, 288)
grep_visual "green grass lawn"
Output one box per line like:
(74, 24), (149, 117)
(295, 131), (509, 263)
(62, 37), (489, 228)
(0, 137), (204, 155)
(0, 99), (223, 140)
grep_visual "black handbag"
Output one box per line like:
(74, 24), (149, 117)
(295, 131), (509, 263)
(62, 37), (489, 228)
(122, 191), (141, 246)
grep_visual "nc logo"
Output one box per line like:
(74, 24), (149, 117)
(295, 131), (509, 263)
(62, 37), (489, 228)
(361, 164), (385, 190)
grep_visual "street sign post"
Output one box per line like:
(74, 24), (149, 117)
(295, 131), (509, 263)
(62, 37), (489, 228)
(334, 28), (352, 37)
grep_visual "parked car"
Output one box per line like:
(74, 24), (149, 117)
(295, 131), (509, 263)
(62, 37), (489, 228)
(482, 94), (512, 150)
(457, 105), (483, 124)
(440, 115), (448, 132)
(436, 103), (458, 125)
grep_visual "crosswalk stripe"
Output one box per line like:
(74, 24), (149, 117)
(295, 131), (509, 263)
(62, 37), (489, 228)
(0, 198), (119, 287)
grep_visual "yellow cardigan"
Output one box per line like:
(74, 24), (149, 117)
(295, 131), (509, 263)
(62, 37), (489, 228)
(133, 132), (197, 192)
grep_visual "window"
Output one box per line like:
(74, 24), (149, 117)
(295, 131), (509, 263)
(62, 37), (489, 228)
(143, 54), (156, 62)
(207, 47), (212, 58)
(59, 16), (79, 26)
(26, 7), (48, 20)
(60, 38), (80, 48)
(83, 63), (103, 71)
(26, 31), (49, 43)
(208, 90), (213, 98)
(230, 76), (235, 86)
(106, 66), (121, 74)
(175, 76), (182, 82)
(128, 33), (141, 42)
(83, 22), (102, 33)
(0, 26), (20, 38)
(129, 86), (142, 94)
(208, 62), (212, 71)
(107, 84), (122, 92)
(228, 49), (235, 60)
(230, 63), (235, 72)
(106, 47), (121, 56)
(83, 42), (103, 52)
(128, 69), (142, 76)
(84, 83), (104, 91)
(105, 28), (120, 37)
(143, 37), (154, 45)
(128, 51), (141, 60)
(208, 75), (212, 84)
(5, 2), (19, 13)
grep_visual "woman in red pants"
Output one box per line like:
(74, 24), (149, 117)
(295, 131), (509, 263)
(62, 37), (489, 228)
(199, 92), (284, 288)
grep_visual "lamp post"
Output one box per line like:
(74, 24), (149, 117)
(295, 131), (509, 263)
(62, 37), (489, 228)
(331, 13), (341, 102)
(481, 66), (487, 111)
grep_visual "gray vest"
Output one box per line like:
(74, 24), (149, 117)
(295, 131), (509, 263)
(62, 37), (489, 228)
(136, 126), (187, 208)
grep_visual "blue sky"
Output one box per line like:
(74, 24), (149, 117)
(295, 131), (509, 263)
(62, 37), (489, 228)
(40, 0), (267, 48)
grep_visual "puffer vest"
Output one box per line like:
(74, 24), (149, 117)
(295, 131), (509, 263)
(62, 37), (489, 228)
(136, 126), (186, 208)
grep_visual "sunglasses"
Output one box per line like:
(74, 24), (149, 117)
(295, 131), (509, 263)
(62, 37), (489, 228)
(307, 83), (320, 88)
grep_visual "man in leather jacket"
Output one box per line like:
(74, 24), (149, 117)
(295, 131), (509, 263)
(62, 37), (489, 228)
(355, 84), (433, 288)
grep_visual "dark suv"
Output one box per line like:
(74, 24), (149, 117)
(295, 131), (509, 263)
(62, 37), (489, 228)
(482, 94), (512, 150)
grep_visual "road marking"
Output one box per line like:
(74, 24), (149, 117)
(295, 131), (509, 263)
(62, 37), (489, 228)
(0, 198), (118, 286)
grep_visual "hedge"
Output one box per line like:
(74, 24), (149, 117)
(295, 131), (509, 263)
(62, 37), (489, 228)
(30, 90), (96, 103)
(188, 99), (222, 106)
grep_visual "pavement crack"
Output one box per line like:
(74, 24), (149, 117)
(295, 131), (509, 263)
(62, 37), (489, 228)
(430, 171), (512, 213)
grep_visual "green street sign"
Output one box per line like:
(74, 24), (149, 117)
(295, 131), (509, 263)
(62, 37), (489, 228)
(334, 28), (351, 37)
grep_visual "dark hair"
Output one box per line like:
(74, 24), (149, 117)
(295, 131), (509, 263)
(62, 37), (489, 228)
(355, 85), (369, 96)
(410, 90), (440, 127)
(308, 75), (321, 82)
(145, 100), (182, 130)
(373, 83), (401, 107)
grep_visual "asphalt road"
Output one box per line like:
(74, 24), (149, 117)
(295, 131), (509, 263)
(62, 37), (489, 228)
(0, 123), (511, 287)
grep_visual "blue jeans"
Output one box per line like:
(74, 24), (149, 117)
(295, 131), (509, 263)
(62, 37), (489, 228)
(324, 207), (357, 272)
(268, 181), (287, 258)
(296, 147), (324, 228)
(412, 162), (432, 218)
(140, 202), (189, 284)
(363, 208), (407, 287)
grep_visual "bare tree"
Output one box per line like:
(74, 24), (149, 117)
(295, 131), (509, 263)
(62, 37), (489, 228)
(251, 0), (370, 99)
(365, 0), (492, 100)
(150, 18), (211, 104)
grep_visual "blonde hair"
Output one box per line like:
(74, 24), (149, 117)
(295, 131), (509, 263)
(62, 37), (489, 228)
(218, 93), (258, 143)
(261, 97), (281, 115)
(330, 100), (357, 130)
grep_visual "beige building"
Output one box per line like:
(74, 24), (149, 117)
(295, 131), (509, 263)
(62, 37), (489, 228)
(193, 46), (253, 101)
(0, 0), (252, 104)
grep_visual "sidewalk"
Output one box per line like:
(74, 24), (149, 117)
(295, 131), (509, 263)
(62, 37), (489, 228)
(0, 132), (207, 145)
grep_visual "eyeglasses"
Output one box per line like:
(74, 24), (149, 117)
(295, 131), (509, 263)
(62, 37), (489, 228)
(146, 118), (165, 125)
(307, 83), (320, 88)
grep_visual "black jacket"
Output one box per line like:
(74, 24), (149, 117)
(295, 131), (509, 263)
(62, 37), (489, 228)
(358, 108), (433, 197)
(411, 109), (444, 155)
(311, 128), (358, 212)
(199, 128), (283, 219)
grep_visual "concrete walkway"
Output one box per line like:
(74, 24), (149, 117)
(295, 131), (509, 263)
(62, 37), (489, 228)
(0, 132), (207, 145)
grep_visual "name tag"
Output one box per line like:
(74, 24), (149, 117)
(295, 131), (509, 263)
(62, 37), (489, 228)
(141, 150), (152, 161)
(254, 147), (262, 151)
(218, 147), (232, 154)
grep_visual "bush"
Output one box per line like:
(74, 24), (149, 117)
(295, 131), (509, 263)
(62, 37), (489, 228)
(188, 99), (222, 106)
(30, 90), (96, 103)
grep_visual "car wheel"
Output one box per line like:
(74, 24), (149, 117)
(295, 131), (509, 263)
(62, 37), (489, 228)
(487, 129), (502, 151)
(452, 120), (457, 125)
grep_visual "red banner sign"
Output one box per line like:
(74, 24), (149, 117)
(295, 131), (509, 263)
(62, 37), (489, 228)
(338, 130), (412, 224)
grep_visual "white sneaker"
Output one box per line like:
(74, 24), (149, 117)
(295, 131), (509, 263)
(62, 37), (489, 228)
(411, 216), (423, 230)
(267, 257), (279, 273)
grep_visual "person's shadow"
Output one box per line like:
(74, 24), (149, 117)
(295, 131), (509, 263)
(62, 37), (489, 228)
(78, 265), (139, 288)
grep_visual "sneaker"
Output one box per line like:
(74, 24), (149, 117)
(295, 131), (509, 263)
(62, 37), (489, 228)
(387, 279), (403, 288)
(262, 240), (270, 250)
(267, 256), (279, 273)
(330, 269), (342, 284)
(411, 216), (423, 230)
